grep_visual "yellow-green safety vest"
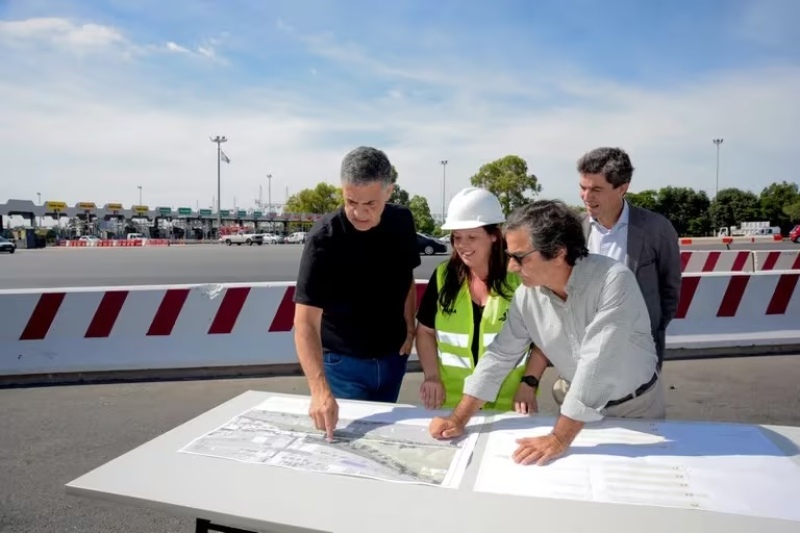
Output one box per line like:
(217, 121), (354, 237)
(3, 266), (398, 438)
(434, 261), (528, 412)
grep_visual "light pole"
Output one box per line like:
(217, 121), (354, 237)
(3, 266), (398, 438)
(713, 138), (723, 198)
(440, 160), (448, 223)
(137, 185), (142, 205)
(210, 135), (227, 229)
(267, 174), (272, 212)
(37, 192), (41, 204)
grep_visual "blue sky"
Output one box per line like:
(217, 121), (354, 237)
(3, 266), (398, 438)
(1, 0), (798, 216)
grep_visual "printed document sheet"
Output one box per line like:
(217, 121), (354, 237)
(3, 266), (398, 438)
(180, 396), (478, 488)
(473, 415), (800, 522)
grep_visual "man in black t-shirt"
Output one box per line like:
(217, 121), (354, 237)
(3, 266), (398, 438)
(293, 146), (421, 440)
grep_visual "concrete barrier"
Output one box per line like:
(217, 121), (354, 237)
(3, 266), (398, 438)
(680, 250), (754, 273)
(753, 250), (800, 271)
(58, 239), (170, 247)
(1, 273), (798, 383)
(679, 235), (783, 245)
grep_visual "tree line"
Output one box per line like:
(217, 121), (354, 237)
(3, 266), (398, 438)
(283, 154), (799, 237)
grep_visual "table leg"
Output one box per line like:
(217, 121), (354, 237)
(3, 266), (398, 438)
(195, 518), (258, 533)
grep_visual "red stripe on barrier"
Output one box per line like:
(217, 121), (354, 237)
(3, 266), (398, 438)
(415, 282), (428, 310)
(19, 293), (66, 340)
(85, 291), (128, 338)
(680, 251), (691, 272)
(731, 251), (749, 271)
(766, 273), (799, 315)
(792, 253), (800, 270)
(268, 286), (296, 332)
(674, 277), (700, 319)
(762, 251), (780, 270)
(208, 287), (250, 334)
(717, 276), (749, 317)
(147, 289), (190, 336)
(702, 251), (720, 272)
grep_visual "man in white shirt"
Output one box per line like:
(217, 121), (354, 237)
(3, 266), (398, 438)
(428, 200), (664, 466)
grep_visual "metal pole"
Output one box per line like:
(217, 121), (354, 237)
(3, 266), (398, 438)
(210, 135), (227, 233)
(713, 138), (723, 197)
(440, 160), (448, 222)
(267, 174), (272, 212)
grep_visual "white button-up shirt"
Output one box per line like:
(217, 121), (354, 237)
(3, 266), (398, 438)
(588, 200), (629, 264)
(463, 253), (658, 422)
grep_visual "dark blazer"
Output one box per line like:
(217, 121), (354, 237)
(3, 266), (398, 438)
(582, 203), (682, 367)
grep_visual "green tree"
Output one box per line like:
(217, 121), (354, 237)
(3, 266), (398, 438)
(784, 201), (800, 223)
(656, 187), (712, 237)
(710, 188), (762, 230)
(409, 195), (435, 234)
(759, 181), (799, 232)
(469, 155), (542, 216)
(389, 184), (410, 206)
(284, 182), (341, 214)
(625, 190), (659, 211)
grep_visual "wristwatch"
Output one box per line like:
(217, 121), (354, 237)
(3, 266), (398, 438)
(521, 375), (539, 389)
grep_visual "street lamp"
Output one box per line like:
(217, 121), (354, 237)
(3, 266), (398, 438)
(137, 185), (142, 205)
(36, 192), (41, 204)
(713, 138), (723, 198)
(210, 135), (228, 229)
(267, 174), (272, 213)
(440, 160), (448, 223)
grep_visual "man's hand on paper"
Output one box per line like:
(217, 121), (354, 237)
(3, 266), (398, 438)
(309, 392), (339, 442)
(513, 384), (538, 415)
(429, 416), (464, 439)
(512, 433), (568, 466)
(420, 377), (445, 409)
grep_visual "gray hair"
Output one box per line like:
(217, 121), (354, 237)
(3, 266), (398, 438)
(576, 147), (634, 188)
(505, 199), (588, 266)
(340, 146), (394, 187)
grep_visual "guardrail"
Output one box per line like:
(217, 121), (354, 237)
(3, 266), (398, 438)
(1, 272), (798, 384)
(58, 239), (170, 247)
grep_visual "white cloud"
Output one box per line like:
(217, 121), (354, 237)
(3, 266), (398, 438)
(0, 17), (125, 49)
(1, 15), (798, 218)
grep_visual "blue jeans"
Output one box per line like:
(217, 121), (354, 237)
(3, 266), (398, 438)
(322, 352), (409, 403)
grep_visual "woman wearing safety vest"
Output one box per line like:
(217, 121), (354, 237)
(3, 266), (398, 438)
(415, 187), (547, 413)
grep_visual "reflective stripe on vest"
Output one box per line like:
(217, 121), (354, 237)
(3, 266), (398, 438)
(434, 261), (526, 411)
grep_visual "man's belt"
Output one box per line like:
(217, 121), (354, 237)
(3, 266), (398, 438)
(606, 372), (659, 408)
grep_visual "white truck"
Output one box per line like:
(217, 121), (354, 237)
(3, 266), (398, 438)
(718, 221), (781, 237)
(219, 230), (264, 246)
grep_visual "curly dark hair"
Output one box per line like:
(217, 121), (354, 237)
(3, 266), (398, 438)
(576, 147), (634, 188)
(505, 200), (588, 266)
(438, 224), (514, 314)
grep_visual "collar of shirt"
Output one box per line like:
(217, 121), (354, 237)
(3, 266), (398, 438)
(590, 200), (629, 233)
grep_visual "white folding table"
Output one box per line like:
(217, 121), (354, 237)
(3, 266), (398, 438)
(65, 390), (800, 533)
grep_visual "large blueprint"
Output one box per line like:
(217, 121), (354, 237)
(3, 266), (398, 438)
(180, 396), (478, 488)
(473, 414), (800, 522)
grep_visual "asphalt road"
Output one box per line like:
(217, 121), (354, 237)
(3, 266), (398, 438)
(0, 241), (797, 290)
(1, 355), (798, 533)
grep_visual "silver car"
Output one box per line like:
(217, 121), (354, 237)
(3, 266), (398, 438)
(0, 236), (16, 254)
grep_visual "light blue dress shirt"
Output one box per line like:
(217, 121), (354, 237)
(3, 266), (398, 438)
(587, 200), (629, 264)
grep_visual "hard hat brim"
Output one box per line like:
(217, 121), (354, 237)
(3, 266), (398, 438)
(441, 218), (504, 231)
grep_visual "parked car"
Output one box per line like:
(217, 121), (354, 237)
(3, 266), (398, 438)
(220, 231), (264, 246)
(790, 225), (800, 243)
(417, 233), (447, 255)
(259, 232), (283, 244)
(0, 236), (16, 254)
(285, 231), (308, 244)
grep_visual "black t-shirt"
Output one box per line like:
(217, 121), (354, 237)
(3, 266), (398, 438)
(417, 269), (483, 365)
(294, 204), (421, 359)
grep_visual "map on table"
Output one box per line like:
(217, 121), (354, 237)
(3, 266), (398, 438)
(472, 414), (800, 523)
(179, 396), (478, 488)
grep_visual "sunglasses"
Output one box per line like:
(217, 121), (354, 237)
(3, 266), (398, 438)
(505, 249), (536, 264)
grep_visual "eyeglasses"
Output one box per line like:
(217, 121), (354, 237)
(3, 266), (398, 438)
(505, 249), (536, 265)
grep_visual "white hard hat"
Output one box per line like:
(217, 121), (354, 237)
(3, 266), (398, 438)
(441, 187), (505, 230)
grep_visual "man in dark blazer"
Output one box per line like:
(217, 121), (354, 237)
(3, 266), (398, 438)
(533, 148), (683, 409)
(576, 147), (682, 371)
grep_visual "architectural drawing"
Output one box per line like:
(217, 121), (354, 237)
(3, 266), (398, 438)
(180, 397), (477, 488)
(473, 414), (800, 522)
